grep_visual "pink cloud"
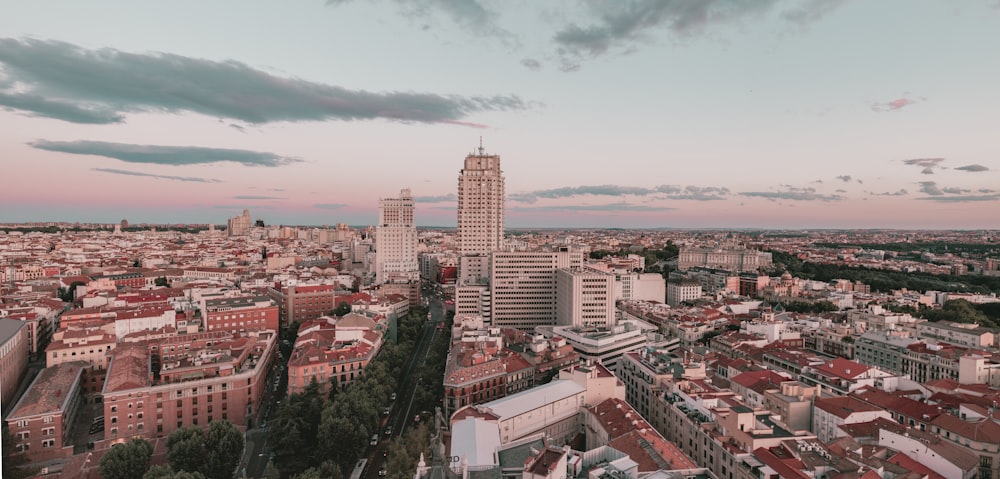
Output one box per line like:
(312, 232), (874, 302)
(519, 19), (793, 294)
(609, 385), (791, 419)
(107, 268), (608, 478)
(871, 95), (925, 112)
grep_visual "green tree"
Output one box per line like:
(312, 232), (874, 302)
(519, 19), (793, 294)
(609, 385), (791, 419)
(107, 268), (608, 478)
(2, 424), (37, 479)
(333, 301), (352, 316)
(155, 276), (170, 287)
(167, 426), (207, 474)
(203, 420), (245, 479)
(143, 467), (208, 479)
(99, 439), (154, 479)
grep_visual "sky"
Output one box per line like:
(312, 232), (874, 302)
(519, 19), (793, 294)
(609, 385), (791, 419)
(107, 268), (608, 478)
(1, 0), (999, 229)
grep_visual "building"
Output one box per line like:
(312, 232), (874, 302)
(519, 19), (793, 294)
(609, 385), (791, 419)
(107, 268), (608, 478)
(286, 316), (383, 396)
(101, 330), (276, 442)
(917, 320), (997, 348)
(547, 319), (673, 374)
(666, 280), (702, 307)
(47, 322), (116, 395)
(854, 331), (919, 375)
(677, 246), (772, 273)
(457, 144), (505, 256)
(0, 318), (30, 409)
(227, 209), (252, 237)
(490, 248), (584, 330)
(204, 295), (279, 333)
(375, 188), (419, 285)
(556, 267), (616, 328)
(4, 361), (87, 462)
(812, 395), (891, 443)
(267, 283), (337, 326)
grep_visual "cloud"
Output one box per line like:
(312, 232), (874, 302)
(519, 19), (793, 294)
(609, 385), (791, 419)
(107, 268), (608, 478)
(30, 140), (299, 167)
(903, 158), (945, 175)
(871, 96), (923, 112)
(509, 183), (728, 203)
(521, 58), (542, 71)
(413, 193), (456, 203)
(955, 164), (990, 172)
(918, 181), (943, 196)
(917, 194), (1000, 203)
(943, 187), (970, 194)
(0, 37), (526, 125)
(512, 202), (676, 212)
(233, 195), (285, 200)
(314, 203), (347, 210)
(835, 189), (847, 193)
(92, 168), (220, 183)
(835, 175), (852, 182)
(870, 189), (908, 196)
(552, 0), (845, 70)
(740, 186), (842, 202)
(326, 0), (515, 44)
(979, 188), (996, 194)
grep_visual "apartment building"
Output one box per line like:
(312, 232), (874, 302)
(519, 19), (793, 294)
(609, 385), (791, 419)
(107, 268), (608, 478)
(490, 248), (583, 330)
(4, 361), (87, 462)
(0, 318), (29, 409)
(286, 316), (383, 396)
(204, 295), (279, 333)
(375, 188), (419, 285)
(667, 281), (702, 307)
(917, 320), (997, 348)
(101, 330), (275, 443)
(267, 283), (337, 326)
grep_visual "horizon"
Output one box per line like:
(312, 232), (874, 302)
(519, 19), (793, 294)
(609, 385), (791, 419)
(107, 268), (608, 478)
(2, 1), (999, 229)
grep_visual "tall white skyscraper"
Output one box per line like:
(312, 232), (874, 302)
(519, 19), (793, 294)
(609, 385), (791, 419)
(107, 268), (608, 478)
(375, 188), (418, 284)
(457, 144), (505, 255)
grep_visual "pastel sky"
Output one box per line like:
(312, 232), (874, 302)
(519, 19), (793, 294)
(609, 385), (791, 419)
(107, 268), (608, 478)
(2, 1), (999, 229)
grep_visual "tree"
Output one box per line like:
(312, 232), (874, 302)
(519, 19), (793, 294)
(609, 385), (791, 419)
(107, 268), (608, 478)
(143, 467), (207, 479)
(155, 276), (170, 287)
(167, 426), (207, 474)
(333, 301), (352, 316)
(99, 439), (154, 479)
(203, 420), (245, 479)
(2, 424), (37, 479)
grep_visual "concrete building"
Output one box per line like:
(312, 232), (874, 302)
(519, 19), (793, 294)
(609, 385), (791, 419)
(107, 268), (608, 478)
(666, 280), (702, 307)
(0, 318), (29, 409)
(547, 319), (673, 373)
(457, 144), (505, 257)
(854, 330), (919, 375)
(375, 188), (419, 285)
(556, 267), (616, 328)
(917, 320), (997, 348)
(267, 283), (337, 326)
(4, 361), (87, 462)
(227, 209), (252, 237)
(490, 248), (584, 330)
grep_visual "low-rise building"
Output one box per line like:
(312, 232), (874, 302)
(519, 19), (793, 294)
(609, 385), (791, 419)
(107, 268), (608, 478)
(4, 361), (87, 462)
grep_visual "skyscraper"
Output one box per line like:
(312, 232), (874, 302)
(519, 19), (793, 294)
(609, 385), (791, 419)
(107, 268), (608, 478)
(375, 188), (418, 284)
(457, 143), (505, 255)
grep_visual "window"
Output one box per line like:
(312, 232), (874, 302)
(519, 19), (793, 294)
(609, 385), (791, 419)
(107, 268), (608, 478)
(43, 416), (53, 424)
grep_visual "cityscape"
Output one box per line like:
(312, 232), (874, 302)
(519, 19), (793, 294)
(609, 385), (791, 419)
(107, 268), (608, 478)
(2, 3), (1000, 479)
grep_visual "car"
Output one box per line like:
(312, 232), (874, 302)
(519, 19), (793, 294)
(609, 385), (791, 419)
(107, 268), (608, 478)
(379, 467), (387, 477)
(390, 393), (397, 401)
(370, 434), (379, 446)
(384, 425), (393, 436)
(414, 415), (421, 423)
(383, 407), (391, 416)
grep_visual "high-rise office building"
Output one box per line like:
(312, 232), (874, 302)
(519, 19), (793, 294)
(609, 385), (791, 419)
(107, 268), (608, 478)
(375, 188), (418, 284)
(227, 209), (252, 237)
(490, 248), (584, 331)
(457, 144), (505, 256)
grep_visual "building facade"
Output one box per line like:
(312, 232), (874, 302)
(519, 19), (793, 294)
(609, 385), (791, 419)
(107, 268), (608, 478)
(556, 267), (616, 328)
(375, 188), (419, 285)
(457, 145), (505, 256)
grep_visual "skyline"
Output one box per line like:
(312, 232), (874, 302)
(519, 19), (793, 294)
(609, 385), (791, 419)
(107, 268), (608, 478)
(2, 1), (999, 229)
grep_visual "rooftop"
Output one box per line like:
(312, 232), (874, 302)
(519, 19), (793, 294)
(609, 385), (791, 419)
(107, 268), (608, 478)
(7, 361), (87, 418)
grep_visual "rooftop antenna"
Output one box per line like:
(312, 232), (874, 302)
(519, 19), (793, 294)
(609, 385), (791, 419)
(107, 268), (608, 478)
(478, 136), (485, 156)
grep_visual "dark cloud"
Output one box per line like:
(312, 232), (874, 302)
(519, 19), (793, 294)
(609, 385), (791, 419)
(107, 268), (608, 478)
(918, 181), (943, 196)
(92, 168), (220, 183)
(835, 175), (852, 182)
(955, 164), (990, 172)
(413, 193), (457, 203)
(835, 189), (847, 193)
(314, 203), (347, 210)
(552, 0), (843, 70)
(870, 189), (908, 196)
(521, 58), (543, 71)
(740, 186), (842, 202)
(233, 195), (285, 200)
(30, 140), (299, 167)
(509, 183), (728, 203)
(0, 38), (526, 125)
(917, 194), (1000, 203)
(871, 96), (923, 112)
(903, 157), (945, 175)
(979, 188), (996, 194)
(942, 187), (970, 194)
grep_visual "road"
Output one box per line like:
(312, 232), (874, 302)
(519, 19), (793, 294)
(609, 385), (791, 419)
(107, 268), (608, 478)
(362, 298), (445, 479)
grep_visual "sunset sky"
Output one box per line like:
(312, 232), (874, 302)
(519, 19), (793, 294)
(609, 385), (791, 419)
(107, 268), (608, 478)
(2, 1), (998, 229)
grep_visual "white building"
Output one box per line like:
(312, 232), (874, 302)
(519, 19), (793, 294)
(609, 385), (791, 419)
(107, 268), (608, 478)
(457, 145), (504, 257)
(544, 319), (671, 373)
(374, 188), (419, 284)
(489, 248), (583, 330)
(666, 281), (702, 307)
(677, 245), (772, 272)
(227, 209), (251, 237)
(556, 267), (616, 328)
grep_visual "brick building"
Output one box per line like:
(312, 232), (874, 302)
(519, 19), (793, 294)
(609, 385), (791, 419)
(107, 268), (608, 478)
(204, 296), (279, 333)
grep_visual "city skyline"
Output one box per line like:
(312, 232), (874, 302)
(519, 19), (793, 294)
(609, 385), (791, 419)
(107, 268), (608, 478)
(2, 1), (999, 229)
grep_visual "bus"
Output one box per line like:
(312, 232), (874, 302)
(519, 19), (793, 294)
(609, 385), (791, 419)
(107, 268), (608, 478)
(350, 459), (368, 479)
